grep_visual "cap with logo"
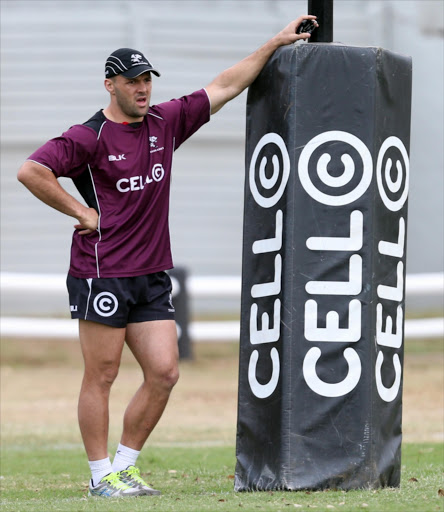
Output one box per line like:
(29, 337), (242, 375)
(105, 48), (161, 78)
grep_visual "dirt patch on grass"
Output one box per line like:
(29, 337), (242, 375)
(1, 339), (442, 446)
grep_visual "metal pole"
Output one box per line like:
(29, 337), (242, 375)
(308, 0), (333, 42)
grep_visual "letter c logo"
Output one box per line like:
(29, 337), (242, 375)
(116, 178), (130, 193)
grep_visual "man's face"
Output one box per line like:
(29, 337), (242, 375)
(109, 71), (153, 121)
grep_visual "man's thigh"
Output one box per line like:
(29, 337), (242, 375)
(125, 320), (178, 375)
(79, 320), (126, 372)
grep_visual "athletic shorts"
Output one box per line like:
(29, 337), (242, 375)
(66, 272), (175, 328)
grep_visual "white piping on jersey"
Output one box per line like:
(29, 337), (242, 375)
(87, 163), (102, 278)
(148, 112), (164, 120)
(82, 120), (106, 278)
(85, 278), (93, 320)
(171, 137), (176, 185)
(26, 159), (54, 173)
(203, 87), (212, 117)
(96, 120), (107, 140)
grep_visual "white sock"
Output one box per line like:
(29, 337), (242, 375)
(112, 443), (140, 472)
(89, 457), (113, 487)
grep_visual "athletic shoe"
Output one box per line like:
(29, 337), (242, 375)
(88, 471), (146, 497)
(117, 465), (162, 495)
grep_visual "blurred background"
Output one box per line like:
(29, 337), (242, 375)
(1, 0), (443, 320)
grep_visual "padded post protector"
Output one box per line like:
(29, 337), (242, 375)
(235, 43), (412, 491)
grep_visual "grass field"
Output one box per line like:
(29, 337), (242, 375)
(1, 337), (443, 511)
(1, 444), (443, 512)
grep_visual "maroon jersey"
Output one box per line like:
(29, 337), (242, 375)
(28, 89), (211, 278)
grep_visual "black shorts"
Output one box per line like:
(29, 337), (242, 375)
(66, 272), (175, 328)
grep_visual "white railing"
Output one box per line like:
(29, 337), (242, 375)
(1, 272), (443, 341)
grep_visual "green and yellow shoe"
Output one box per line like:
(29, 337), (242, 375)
(118, 466), (161, 496)
(88, 471), (145, 497)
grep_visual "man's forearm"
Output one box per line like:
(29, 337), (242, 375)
(205, 15), (317, 114)
(209, 37), (281, 111)
(17, 161), (97, 232)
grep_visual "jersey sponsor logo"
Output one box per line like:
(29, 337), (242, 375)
(109, 154), (126, 162)
(93, 291), (119, 317)
(116, 164), (165, 193)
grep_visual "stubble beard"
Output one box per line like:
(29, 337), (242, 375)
(115, 88), (149, 120)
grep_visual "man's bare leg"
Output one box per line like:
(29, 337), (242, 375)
(120, 319), (179, 450)
(77, 320), (126, 461)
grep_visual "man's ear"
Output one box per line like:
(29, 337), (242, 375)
(104, 78), (115, 94)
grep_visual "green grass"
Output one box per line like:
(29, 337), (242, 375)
(1, 444), (443, 512)
(1, 338), (442, 510)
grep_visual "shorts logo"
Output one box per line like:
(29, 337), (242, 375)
(168, 293), (175, 313)
(93, 291), (119, 317)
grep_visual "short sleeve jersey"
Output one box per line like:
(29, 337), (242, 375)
(28, 89), (211, 278)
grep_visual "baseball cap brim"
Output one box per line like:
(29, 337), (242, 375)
(121, 65), (161, 78)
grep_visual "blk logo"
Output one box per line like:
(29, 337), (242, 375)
(108, 154), (126, 162)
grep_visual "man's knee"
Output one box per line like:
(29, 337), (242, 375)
(85, 359), (120, 389)
(167, 365), (180, 389)
(152, 363), (179, 391)
(101, 361), (120, 386)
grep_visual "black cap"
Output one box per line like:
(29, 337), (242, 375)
(105, 48), (161, 78)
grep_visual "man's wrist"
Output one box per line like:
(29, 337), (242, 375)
(268, 34), (283, 52)
(74, 205), (90, 223)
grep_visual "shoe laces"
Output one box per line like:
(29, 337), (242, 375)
(122, 466), (146, 485)
(102, 472), (130, 490)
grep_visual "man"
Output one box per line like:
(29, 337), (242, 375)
(17, 15), (317, 498)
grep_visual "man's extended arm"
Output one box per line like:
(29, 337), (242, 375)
(17, 161), (98, 235)
(205, 15), (317, 114)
